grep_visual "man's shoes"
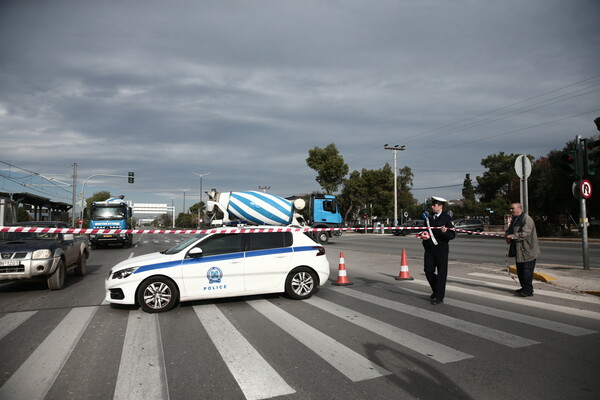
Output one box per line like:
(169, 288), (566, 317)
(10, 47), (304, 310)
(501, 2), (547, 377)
(431, 298), (444, 305)
(430, 293), (437, 299)
(518, 291), (533, 297)
(514, 288), (523, 293)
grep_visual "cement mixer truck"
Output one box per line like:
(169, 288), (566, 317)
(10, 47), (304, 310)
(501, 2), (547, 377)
(205, 190), (343, 244)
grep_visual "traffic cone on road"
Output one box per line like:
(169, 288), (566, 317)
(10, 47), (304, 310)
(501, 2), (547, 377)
(395, 248), (414, 280)
(332, 252), (353, 286)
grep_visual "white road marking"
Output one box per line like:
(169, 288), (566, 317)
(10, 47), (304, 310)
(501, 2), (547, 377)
(332, 287), (539, 348)
(247, 299), (391, 381)
(304, 297), (473, 364)
(461, 273), (600, 304)
(194, 303), (295, 400)
(113, 310), (169, 400)
(381, 283), (597, 336)
(0, 307), (98, 400)
(0, 311), (37, 341)
(387, 278), (600, 321)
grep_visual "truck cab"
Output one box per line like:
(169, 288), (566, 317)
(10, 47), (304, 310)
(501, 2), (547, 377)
(88, 196), (133, 249)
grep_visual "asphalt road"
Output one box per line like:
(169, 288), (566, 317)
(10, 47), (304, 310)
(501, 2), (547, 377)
(0, 233), (599, 400)
(337, 231), (600, 268)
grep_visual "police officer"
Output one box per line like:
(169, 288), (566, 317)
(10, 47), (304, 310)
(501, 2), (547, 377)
(418, 196), (456, 304)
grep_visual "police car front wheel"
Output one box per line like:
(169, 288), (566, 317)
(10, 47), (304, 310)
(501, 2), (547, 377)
(137, 277), (179, 313)
(285, 267), (318, 300)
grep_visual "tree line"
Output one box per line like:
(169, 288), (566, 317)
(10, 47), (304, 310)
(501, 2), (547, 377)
(306, 138), (600, 237)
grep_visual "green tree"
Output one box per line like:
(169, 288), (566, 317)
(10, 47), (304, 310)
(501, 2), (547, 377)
(338, 170), (366, 222)
(339, 164), (394, 222)
(475, 152), (524, 204)
(306, 143), (349, 194)
(175, 212), (194, 228)
(398, 166), (417, 215)
(462, 173), (476, 202)
(189, 201), (206, 227)
(152, 213), (173, 228)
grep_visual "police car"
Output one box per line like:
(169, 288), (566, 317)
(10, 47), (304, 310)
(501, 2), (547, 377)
(105, 228), (330, 313)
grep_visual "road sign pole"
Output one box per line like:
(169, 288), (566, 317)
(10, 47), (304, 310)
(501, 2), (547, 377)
(514, 155), (531, 215)
(575, 135), (590, 270)
(522, 156), (529, 215)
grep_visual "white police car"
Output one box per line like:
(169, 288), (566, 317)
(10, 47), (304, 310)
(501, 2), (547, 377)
(105, 228), (329, 313)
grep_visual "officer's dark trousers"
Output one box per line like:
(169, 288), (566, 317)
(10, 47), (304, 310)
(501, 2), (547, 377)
(424, 243), (449, 300)
(516, 259), (536, 294)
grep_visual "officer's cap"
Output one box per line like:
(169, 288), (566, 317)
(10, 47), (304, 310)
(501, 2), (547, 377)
(430, 196), (448, 205)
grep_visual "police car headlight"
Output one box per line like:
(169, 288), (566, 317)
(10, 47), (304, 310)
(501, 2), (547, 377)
(111, 266), (139, 279)
(32, 249), (52, 259)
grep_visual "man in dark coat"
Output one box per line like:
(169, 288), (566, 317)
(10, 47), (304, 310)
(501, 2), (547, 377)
(418, 196), (456, 304)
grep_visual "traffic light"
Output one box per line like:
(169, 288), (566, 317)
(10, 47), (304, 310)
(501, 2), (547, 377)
(561, 151), (578, 176)
(128, 172), (135, 183)
(582, 138), (600, 176)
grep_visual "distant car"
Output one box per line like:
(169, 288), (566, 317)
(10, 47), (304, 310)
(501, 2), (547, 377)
(105, 227), (329, 313)
(392, 219), (426, 236)
(453, 219), (484, 234)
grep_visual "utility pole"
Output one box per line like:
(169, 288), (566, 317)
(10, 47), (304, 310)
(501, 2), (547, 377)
(71, 163), (77, 227)
(192, 172), (211, 228)
(384, 144), (406, 227)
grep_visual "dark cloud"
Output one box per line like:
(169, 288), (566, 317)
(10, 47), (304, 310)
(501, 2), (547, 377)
(1, 0), (599, 211)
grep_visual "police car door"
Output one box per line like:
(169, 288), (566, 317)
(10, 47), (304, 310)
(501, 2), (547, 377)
(243, 232), (293, 292)
(181, 233), (245, 298)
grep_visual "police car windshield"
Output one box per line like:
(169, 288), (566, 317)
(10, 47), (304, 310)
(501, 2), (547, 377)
(163, 234), (206, 255)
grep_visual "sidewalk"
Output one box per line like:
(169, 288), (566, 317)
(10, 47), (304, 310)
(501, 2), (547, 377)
(510, 264), (600, 296)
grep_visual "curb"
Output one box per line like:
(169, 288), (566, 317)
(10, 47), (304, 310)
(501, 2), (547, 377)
(508, 265), (600, 297)
(507, 265), (556, 283)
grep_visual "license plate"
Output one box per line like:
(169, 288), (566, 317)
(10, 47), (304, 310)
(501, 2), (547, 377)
(0, 260), (20, 266)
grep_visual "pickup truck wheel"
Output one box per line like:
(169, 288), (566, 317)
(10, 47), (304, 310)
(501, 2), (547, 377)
(74, 254), (87, 276)
(137, 277), (179, 313)
(285, 267), (318, 300)
(47, 260), (66, 290)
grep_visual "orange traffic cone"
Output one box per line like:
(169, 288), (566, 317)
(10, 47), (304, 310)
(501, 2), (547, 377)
(395, 248), (414, 280)
(332, 252), (353, 286)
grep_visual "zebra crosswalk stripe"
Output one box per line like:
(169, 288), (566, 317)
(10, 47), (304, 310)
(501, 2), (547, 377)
(0, 311), (37, 341)
(0, 306), (98, 400)
(377, 283), (597, 336)
(332, 287), (539, 348)
(194, 303), (296, 400)
(247, 299), (392, 382)
(408, 279), (600, 320)
(113, 310), (169, 400)
(304, 297), (473, 364)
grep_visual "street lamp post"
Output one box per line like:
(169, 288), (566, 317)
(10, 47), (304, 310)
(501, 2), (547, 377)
(192, 172), (211, 227)
(384, 144), (406, 227)
(181, 188), (189, 214)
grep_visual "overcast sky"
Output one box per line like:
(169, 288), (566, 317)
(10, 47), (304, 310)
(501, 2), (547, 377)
(1, 0), (599, 216)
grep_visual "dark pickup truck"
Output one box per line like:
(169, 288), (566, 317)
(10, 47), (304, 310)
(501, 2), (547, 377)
(0, 221), (90, 290)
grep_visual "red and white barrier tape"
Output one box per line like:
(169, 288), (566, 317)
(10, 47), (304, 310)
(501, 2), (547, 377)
(0, 225), (506, 238)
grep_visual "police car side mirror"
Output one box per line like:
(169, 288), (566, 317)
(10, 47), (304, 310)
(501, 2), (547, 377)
(188, 247), (203, 258)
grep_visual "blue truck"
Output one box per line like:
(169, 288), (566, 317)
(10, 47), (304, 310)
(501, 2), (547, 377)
(205, 190), (343, 244)
(88, 196), (133, 249)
